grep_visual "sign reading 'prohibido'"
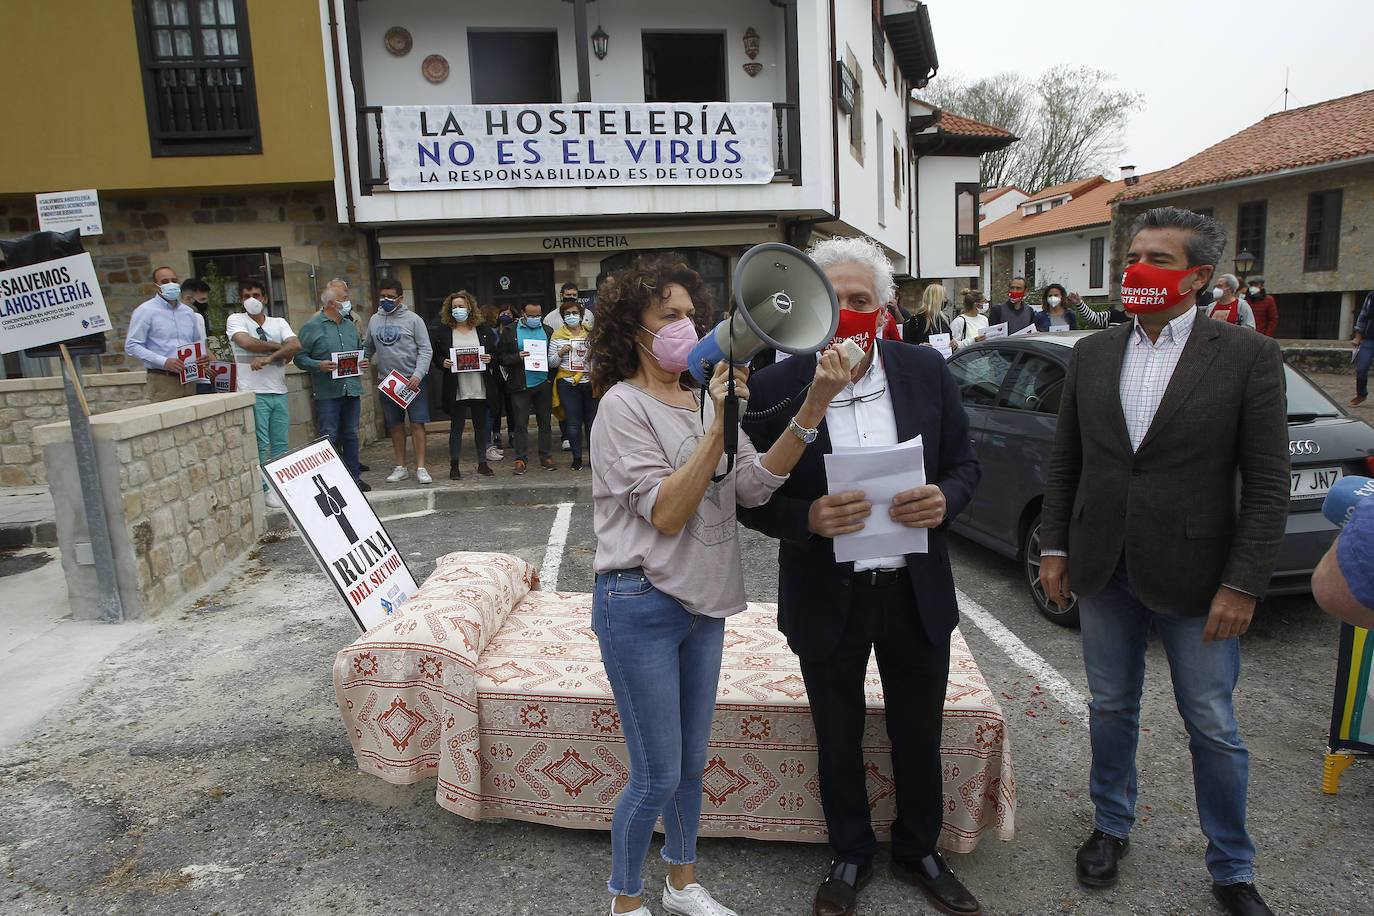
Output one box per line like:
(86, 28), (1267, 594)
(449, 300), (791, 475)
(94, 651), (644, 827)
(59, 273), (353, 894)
(382, 103), (776, 191)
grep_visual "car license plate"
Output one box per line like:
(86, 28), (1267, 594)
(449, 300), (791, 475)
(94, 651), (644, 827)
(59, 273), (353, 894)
(1291, 466), (1342, 498)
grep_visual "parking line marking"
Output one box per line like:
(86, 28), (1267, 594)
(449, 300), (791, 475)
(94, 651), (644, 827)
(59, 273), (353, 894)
(539, 502), (575, 591)
(956, 588), (1090, 727)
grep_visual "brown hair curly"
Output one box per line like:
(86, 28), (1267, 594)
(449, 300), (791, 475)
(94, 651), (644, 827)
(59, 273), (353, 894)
(440, 290), (480, 329)
(588, 255), (713, 397)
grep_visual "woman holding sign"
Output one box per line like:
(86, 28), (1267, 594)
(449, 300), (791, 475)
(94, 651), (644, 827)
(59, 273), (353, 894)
(586, 256), (850, 916)
(549, 297), (597, 470)
(430, 291), (496, 479)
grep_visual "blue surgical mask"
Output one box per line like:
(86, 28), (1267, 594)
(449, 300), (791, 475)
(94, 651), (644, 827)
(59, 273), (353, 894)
(338, 300), (352, 317)
(524, 316), (543, 329)
(378, 297), (398, 313)
(563, 313), (582, 328)
(160, 282), (181, 301)
(452, 307), (469, 323)
(498, 313), (514, 325)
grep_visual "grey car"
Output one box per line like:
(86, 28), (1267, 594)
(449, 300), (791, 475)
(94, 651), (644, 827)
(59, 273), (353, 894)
(946, 330), (1374, 625)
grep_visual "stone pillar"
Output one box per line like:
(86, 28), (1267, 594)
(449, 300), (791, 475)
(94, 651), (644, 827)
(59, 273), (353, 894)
(1339, 291), (1357, 341)
(35, 393), (265, 619)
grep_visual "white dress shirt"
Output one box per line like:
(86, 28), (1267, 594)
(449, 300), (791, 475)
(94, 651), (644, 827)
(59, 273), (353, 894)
(1119, 306), (1197, 451)
(825, 348), (906, 571)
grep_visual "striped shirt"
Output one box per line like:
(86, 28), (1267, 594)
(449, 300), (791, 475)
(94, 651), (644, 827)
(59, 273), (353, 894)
(1119, 306), (1197, 451)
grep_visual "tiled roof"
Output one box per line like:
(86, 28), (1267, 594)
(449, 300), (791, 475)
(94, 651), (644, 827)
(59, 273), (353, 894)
(1021, 176), (1107, 206)
(932, 109), (1016, 139)
(981, 177), (1129, 246)
(1118, 89), (1374, 200)
(980, 186), (1025, 204)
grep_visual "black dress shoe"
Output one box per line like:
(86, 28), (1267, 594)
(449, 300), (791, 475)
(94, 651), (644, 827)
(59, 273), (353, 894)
(355, 477), (372, 492)
(892, 852), (981, 915)
(357, 463), (370, 473)
(1212, 882), (1275, 915)
(812, 860), (871, 916)
(1075, 828), (1129, 888)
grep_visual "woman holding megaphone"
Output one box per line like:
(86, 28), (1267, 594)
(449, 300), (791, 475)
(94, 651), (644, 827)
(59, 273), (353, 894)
(586, 255), (849, 916)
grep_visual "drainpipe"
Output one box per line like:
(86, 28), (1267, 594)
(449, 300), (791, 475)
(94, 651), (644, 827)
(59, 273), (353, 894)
(328, 0), (357, 226)
(911, 132), (947, 279)
(828, 0), (840, 225)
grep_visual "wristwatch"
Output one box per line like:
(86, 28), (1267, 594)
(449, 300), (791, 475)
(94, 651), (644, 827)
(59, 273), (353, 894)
(788, 416), (819, 444)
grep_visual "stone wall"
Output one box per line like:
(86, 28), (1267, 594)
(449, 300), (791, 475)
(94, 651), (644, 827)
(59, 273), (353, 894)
(35, 393), (265, 620)
(0, 372), (149, 485)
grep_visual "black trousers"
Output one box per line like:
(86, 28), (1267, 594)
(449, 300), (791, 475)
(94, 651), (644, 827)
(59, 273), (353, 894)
(447, 398), (488, 464)
(795, 576), (950, 866)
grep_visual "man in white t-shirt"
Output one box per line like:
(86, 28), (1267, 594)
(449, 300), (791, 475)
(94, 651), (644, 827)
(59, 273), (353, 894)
(227, 296), (300, 508)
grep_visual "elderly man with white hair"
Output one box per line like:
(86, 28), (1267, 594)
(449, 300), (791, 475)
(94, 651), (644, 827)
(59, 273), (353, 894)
(739, 237), (983, 916)
(293, 279), (372, 491)
(1203, 274), (1256, 329)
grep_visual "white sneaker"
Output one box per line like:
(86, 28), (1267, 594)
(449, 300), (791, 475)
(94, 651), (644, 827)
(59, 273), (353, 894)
(662, 880), (738, 916)
(386, 465), (408, 482)
(562, 438), (572, 451)
(416, 467), (433, 484)
(263, 489), (283, 509)
(609, 905), (652, 916)
(485, 445), (503, 462)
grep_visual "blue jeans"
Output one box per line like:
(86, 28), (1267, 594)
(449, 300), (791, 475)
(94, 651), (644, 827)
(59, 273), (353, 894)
(1356, 338), (1374, 398)
(1079, 561), (1254, 885)
(316, 395), (361, 478)
(591, 570), (724, 898)
(556, 378), (598, 464)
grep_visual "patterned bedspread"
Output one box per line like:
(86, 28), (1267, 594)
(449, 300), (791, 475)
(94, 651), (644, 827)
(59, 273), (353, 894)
(334, 552), (1015, 852)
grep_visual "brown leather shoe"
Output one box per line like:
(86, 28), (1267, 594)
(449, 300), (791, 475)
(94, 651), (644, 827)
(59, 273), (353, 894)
(1351, 395), (1367, 407)
(891, 852), (981, 915)
(812, 860), (871, 916)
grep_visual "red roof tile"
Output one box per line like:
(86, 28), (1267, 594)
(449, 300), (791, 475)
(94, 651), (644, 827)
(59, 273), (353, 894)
(1118, 89), (1374, 200)
(932, 109), (1017, 139)
(1022, 176), (1107, 206)
(981, 177), (1131, 245)
(980, 186), (1026, 204)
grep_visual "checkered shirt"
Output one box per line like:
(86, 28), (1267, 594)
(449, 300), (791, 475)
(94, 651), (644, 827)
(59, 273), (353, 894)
(1119, 307), (1197, 452)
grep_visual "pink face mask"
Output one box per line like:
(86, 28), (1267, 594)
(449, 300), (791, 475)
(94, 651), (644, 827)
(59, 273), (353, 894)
(639, 317), (699, 373)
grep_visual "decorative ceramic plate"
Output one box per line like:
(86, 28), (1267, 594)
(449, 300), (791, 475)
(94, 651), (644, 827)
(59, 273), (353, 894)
(384, 26), (412, 57)
(743, 62), (763, 78)
(422, 54), (449, 84)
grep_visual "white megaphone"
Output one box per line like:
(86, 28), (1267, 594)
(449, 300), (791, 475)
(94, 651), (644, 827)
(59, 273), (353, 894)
(686, 243), (841, 384)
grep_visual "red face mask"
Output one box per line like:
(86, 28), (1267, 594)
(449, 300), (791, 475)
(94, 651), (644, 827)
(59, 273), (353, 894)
(1120, 261), (1202, 314)
(1008, 290), (1025, 303)
(832, 308), (882, 353)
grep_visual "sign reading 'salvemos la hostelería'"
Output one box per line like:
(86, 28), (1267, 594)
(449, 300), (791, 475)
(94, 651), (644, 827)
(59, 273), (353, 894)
(382, 103), (776, 191)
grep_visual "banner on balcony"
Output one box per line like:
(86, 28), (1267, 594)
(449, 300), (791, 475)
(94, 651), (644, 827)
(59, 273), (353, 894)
(382, 103), (776, 191)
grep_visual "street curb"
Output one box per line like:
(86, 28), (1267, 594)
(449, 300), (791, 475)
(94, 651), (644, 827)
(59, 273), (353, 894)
(263, 481), (592, 532)
(0, 520), (57, 550)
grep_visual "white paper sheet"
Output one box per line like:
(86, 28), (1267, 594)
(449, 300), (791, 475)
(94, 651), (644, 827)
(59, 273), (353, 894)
(822, 435), (928, 562)
(928, 333), (952, 359)
(1010, 323), (1036, 336)
(523, 338), (548, 373)
(568, 339), (589, 373)
(984, 322), (1008, 339)
(450, 346), (484, 373)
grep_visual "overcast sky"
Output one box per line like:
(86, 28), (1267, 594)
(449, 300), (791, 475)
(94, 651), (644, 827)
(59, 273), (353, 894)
(923, 0), (1374, 178)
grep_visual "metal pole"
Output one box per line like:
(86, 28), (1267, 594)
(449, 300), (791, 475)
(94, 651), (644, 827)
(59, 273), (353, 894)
(58, 346), (124, 623)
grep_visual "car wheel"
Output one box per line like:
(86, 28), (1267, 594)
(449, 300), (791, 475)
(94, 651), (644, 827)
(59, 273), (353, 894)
(1023, 512), (1079, 627)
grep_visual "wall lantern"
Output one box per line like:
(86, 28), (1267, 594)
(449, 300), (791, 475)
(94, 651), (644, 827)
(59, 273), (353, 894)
(591, 25), (609, 60)
(743, 27), (760, 60)
(1233, 248), (1256, 279)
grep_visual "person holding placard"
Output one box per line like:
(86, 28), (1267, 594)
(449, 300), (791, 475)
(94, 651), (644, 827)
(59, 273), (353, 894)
(949, 289), (989, 349)
(550, 296), (597, 470)
(227, 291), (300, 508)
(1032, 284), (1079, 332)
(496, 302), (555, 474)
(430, 291), (496, 479)
(739, 236), (983, 916)
(124, 266), (210, 402)
(364, 278), (434, 484)
(294, 282), (371, 491)
(902, 283), (953, 347)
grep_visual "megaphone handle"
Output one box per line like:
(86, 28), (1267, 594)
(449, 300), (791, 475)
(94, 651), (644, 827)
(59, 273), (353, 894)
(723, 393), (740, 456)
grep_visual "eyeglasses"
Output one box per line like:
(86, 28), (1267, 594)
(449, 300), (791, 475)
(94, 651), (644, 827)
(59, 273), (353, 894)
(829, 385), (886, 409)
(255, 327), (269, 341)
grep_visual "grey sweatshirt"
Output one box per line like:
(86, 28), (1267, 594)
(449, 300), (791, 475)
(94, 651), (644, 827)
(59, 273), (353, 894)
(363, 304), (432, 379)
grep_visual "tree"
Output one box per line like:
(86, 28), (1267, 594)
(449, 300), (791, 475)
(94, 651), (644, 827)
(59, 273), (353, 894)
(926, 67), (1142, 194)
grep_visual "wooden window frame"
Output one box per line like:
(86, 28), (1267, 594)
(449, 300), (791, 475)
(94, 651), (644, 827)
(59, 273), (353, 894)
(1236, 200), (1267, 275)
(954, 182), (979, 266)
(1304, 189), (1342, 272)
(1089, 236), (1105, 289)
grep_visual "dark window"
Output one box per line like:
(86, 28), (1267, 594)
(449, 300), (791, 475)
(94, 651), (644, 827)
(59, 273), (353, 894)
(132, 0), (261, 157)
(469, 31), (560, 103)
(190, 249), (289, 318)
(1023, 247), (1037, 286)
(643, 32), (726, 102)
(949, 348), (1015, 407)
(1236, 200), (1267, 275)
(955, 183), (979, 266)
(1305, 189), (1342, 271)
(1089, 237), (1105, 289)
(1005, 355), (1066, 414)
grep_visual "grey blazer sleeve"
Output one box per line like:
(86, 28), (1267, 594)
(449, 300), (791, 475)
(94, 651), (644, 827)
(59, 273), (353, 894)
(1223, 336), (1290, 595)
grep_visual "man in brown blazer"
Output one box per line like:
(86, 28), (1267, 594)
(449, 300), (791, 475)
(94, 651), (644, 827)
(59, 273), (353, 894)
(1039, 207), (1289, 916)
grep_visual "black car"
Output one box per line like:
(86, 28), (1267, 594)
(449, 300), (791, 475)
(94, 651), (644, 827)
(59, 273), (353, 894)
(946, 331), (1374, 625)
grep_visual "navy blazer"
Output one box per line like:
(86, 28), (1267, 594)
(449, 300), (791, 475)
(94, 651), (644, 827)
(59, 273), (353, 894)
(738, 340), (981, 659)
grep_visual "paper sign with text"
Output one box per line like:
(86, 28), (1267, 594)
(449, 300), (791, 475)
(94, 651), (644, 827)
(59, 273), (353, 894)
(928, 333), (952, 359)
(35, 189), (103, 236)
(333, 349), (363, 379)
(178, 341), (205, 383)
(207, 361), (236, 393)
(0, 253), (111, 354)
(983, 322), (1009, 340)
(379, 369), (419, 407)
(263, 438), (417, 631)
(568, 338), (590, 373)
(450, 346), (484, 372)
(522, 337), (548, 374)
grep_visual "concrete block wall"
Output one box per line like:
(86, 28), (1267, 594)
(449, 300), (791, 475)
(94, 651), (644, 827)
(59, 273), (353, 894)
(35, 393), (265, 620)
(0, 372), (148, 485)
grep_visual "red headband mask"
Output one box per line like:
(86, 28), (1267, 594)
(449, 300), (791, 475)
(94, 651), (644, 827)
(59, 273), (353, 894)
(1120, 262), (1203, 314)
(832, 308), (883, 354)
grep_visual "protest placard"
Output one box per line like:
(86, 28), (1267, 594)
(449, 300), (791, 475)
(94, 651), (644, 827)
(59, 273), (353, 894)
(450, 346), (484, 373)
(263, 438), (417, 631)
(523, 337), (548, 373)
(177, 341), (205, 383)
(207, 361), (236, 393)
(332, 349), (363, 379)
(928, 333), (952, 359)
(0, 253), (111, 354)
(35, 189), (103, 237)
(984, 322), (1009, 340)
(568, 339), (590, 373)
(379, 369), (419, 407)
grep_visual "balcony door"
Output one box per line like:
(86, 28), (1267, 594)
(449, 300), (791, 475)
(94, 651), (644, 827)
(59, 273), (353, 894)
(643, 32), (727, 102)
(469, 31), (560, 104)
